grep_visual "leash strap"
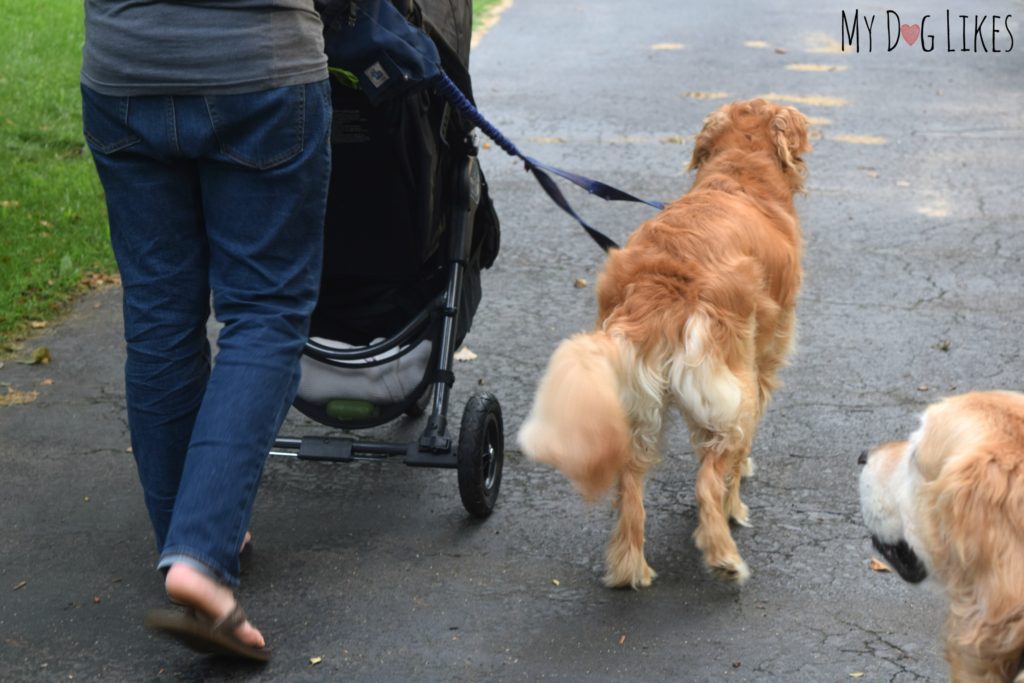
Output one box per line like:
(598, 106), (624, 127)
(432, 72), (666, 252)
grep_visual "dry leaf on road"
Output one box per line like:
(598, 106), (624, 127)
(16, 347), (51, 365)
(454, 347), (478, 362)
(869, 557), (892, 573)
(0, 388), (40, 406)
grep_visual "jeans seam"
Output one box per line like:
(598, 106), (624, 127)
(166, 96), (180, 155)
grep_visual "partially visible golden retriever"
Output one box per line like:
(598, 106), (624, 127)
(859, 391), (1024, 683)
(518, 99), (810, 587)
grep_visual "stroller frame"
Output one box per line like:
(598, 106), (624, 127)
(270, 153), (504, 518)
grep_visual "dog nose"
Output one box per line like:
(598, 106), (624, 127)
(857, 449), (869, 466)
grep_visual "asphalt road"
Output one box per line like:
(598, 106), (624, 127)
(2, 0), (1022, 680)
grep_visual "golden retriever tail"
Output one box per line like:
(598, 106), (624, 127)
(517, 331), (633, 499)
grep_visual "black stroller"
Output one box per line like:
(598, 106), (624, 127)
(271, 0), (504, 517)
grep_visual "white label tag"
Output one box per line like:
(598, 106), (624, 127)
(364, 62), (389, 88)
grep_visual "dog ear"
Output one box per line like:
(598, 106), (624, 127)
(688, 107), (731, 171)
(771, 106), (811, 186)
(929, 455), (1024, 661)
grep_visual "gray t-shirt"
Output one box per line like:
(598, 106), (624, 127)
(81, 0), (328, 96)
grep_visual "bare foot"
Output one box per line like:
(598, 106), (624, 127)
(164, 563), (265, 649)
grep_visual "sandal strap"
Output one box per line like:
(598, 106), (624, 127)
(212, 603), (248, 633)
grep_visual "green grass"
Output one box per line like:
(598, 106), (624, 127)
(472, 0), (503, 29)
(0, 1), (501, 352)
(0, 1), (114, 352)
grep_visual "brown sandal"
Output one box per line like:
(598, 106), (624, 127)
(144, 603), (270, 663)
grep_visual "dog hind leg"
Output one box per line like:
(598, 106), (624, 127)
(604, 459), (657, 589)
(671, 313), (758, 582)
(603, 350), (664, 589)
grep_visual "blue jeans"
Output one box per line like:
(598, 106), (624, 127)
(82, 81), (332, 586)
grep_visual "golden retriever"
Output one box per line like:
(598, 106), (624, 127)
(518, 99), (810, 587)
(859, 391), (1024, 682)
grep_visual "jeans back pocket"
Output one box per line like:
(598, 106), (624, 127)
(81, 85), (142, 155)
(203, 85), (306, 170)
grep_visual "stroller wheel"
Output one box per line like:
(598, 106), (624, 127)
(456, 393), (504, 518)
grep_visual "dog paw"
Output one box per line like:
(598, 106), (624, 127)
(729, 502), (752, 527)
(603, 563), (657, 589)
(603, 547), (657, 589)
(707, 556), (751, 584)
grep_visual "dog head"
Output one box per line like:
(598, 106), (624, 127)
(860, 392), (1024, 675)
(858, 429), (930, 584)
(689, 99), (811, 191)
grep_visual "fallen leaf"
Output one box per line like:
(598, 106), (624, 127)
(80, 272), (118, 288)
(754, 92), (848, 107)
(29, 321), (47, 329)
(744, 40), (771, 49)
(22, 347), (51, 365)
(651, 42), (685, 50)
(832, 134), (887, 145)
(13, 581), (27, 591)
(0, 388), (40, 406)
(454, 346), (478, 362)
(0, 200), (19, 208)
(935, 339), (952, 352)
(774, 47), (787, 54)
(482, 142), (491, 150)
(850, 674), (865, 679)
(40, 379), (54, 386)
(309, 656), (323, 665)
(551, 579), (560, 587)
(682, 91), (730, 100)
(785, 63), (848, 72)
(574, 278), (588, 288)
(618, 634), (626, 646)
(918, 385), (930, 392)
(12, 348), (51, 365)
(896, 180), (911, 187)
(864, 170), (879, 178)
(92, 596), (101, 604)
(869, 557), (892, 573)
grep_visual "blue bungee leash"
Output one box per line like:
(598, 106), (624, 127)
(432, 72), (667, 253)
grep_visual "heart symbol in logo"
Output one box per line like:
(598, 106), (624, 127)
(901, 23), (921, 46)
